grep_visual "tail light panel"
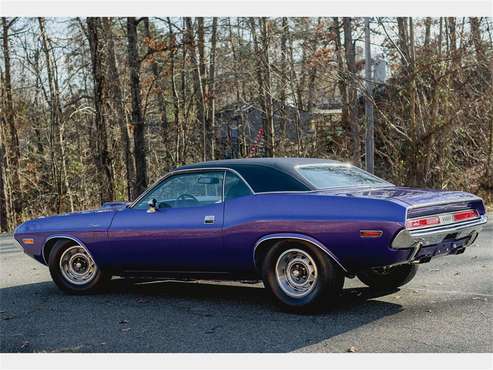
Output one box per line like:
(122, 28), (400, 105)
(453, 210), (479, 222)
(406, 209), (479, 230)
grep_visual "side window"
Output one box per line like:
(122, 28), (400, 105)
(224, 171), (253, 201)
(134, 171), (224, 209)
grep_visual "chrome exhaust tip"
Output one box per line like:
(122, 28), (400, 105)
(465, 231), (479, 247)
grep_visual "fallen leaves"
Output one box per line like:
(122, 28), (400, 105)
(205, 325), (221, 335)
(472, 297), (488, 302)
(1, 312), (15, 321)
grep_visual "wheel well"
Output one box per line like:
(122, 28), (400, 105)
(42, 237), (75, 264)
(253, 237), (349, 275)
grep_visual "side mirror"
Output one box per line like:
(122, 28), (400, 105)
(147, 198), (158, 213)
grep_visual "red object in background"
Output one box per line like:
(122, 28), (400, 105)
(248, 127), (264, 157)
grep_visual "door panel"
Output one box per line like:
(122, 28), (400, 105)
(107, 204), (224, 271)
(106, 170), (226, 272)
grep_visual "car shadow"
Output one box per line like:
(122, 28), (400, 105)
(0, 279), (402, 353)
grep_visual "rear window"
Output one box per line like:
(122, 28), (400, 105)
(297, 165), (392, 189)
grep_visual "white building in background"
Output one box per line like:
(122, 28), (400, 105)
(373, 54), (388, 84)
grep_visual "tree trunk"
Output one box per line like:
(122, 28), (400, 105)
(143, 18), (168, 143)
(2, 17), (22, 224)
(259, 18), (275, 157)
(279, 17), (289, 139)
(424, 17), (432, 47)
(102, 17), (135, 200)
(306, 18), (321, 114)
(208, 17), (218, 160)
(166, 17), (181, 166)
(87, 17), (114, 203)
(408, 17), (419, 184)
(397, 17), (410, 64)
(39, 17), (67, 213)
(127, 17), (147, 197)
(343, 17), (360, 165)
(364, 17), (375, 174)
(185, 17), (208, 161)
(470, 17), (486, 65)
(0, 124), (8, 231)
(287, 27), (303, 154)
(333, 17), (349, 138)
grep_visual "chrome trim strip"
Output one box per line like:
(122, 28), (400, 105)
(129, 167), (255, 208)
(42, 235), (97, 266)
(253, 234), (348, 273)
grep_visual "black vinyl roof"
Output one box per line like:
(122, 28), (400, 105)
(177, 158), (342, 192)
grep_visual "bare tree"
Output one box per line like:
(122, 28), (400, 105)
(208, 17), (218, 159)
(127, 17), (147, 197)
(87, 17), (114, 203)
(2, 17), (22, 224)
(143, 18), (168, 143)
(0, 123), (8, 231)
(102, 17), (135, 200)
(249, 18), (275, 157)
(185, 17), (209, 161)
(343, 17), (360, 165)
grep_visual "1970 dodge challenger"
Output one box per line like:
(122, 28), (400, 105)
(14, 158), (488, 310)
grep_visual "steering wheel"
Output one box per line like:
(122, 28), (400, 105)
(177, 193), (199, 203)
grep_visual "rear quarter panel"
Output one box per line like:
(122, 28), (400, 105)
(222, 193), (409, 273)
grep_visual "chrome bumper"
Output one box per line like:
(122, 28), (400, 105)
(392, 214), (488, 249)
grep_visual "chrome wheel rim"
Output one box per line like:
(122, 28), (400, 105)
(275, 248), (318, 298)
(59, 245), (97, 285)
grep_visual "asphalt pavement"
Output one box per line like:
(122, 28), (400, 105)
(0, 219), (492, 353)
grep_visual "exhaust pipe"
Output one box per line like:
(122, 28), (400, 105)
(465, 231), (479, 247)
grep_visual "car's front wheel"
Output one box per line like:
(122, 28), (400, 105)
(48, 239), (110, 294)
(357, 264), (418, 290)
(261, 241), (344, 311)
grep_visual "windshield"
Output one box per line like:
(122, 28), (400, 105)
(297, 165), (393, 189)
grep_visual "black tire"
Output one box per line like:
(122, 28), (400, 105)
(48, 239), (110, 294)
(261, 241), (344, 312)
(357, 264), (418, 290)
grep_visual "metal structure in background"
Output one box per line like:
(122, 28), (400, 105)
(364, 17), (375, 174)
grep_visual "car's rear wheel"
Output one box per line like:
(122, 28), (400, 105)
(261, 241), (344, 311)
(357, 264), (418, 290)
(48, 239), (110, 294)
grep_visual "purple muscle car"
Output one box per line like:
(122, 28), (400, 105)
(14, 158), (488, 310)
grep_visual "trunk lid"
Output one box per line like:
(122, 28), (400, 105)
(314, 186), (486, 217)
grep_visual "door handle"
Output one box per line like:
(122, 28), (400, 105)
(204, 215), (215, 224)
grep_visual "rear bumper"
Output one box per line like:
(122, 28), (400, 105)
(390, 214), (487, 264)
(407, 215), (487, 246)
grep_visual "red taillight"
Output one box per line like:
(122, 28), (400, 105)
(406, 216), (440, 230)
(453, 209), (478, 222)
